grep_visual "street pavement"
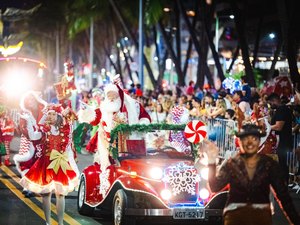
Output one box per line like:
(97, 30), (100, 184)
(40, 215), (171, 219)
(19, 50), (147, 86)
(0, 136), (299, 225)
(0, 137), (111, 225)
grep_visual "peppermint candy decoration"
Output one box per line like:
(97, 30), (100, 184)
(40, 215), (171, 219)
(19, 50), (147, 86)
(184, 120), (207, 144)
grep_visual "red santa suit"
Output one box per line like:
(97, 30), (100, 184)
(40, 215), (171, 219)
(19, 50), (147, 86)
(13, 91), (47, 176)
(78, 83), (151, 171)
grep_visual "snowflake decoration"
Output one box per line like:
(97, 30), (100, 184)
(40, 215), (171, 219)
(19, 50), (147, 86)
(99, 169), (111, 197)
(162, 162), (200, 195)
(279, 81), (288, 87)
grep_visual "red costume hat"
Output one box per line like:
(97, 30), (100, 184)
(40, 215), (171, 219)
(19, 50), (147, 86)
(46, 104), (63, 115)
(20, 91), (47, 117)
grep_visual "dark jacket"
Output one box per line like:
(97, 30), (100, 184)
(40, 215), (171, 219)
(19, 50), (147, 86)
(208, 154), (300, 224)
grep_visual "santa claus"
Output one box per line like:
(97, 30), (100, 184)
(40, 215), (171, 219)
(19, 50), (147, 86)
(78, 83), (151, 171)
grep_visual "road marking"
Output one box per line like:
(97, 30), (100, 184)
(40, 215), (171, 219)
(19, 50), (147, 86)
(0, 166), (81, 225)
(0, 167), (58, 225)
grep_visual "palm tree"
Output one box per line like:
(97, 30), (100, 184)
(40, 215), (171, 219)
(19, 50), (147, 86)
(230, 0), (256, 87)
(276, 0), (300, 88)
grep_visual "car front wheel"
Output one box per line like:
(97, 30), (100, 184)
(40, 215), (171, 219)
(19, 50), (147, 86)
(77, 176), (94, 216)
(113, 189), (136, 225)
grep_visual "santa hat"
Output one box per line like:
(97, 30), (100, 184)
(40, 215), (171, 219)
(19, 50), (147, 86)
(104, 83), (124, 110)
(20, 91), (47, 113)
(46, 104), (63, 115)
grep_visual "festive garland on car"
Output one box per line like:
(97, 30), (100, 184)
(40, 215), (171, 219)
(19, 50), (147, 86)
(109, 123), (185, 158)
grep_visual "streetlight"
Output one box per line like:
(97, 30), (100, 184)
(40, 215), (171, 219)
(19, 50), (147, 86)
(269, 33), (275, 39)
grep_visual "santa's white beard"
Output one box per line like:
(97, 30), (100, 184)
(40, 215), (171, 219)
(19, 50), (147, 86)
(100, 97), (122, 131)
(100, 97), (121, 113)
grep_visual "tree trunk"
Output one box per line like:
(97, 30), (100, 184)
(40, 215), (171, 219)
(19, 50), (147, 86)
(175, 3), (181, 69)
(276, 0), (300, 86)
(183, 14), (197, 77)
(183, 38), (193, 77)
(104, 48), (120, 76)
(116, 47), (123, 84)
(152, 26), (165, 88)
(120, 42), (134, 83)
(109, 0), (156, 88)
(158, 20), (184, 86)
(200, 24), (214, 88)
(227, 45), (240, 73)
(267, 39), (282, 80)
(252, 16), (264, 68)
(231, 1), (256, 87)
(177, 0), (214, 88)
(157, 52), (169, 90)
(201, 0), (225, 82)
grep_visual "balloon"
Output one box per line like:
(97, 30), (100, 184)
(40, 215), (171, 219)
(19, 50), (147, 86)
(208, 130), (217, 141)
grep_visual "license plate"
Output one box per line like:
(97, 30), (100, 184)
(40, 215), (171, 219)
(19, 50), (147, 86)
(173, 208), (205, 219)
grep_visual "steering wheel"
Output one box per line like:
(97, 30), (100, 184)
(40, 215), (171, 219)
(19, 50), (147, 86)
(118, 151), (135, 157)
(160, 146), (178, 152)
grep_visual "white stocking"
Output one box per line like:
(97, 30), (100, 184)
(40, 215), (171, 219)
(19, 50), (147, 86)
(55, 194), (65, 225)
(42, 193), (51, 225)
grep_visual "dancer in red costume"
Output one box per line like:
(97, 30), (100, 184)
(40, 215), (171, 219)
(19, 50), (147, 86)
(13, 91), (48, 197)
(20, 104), (79, 225)
(0, 109), (14, 166)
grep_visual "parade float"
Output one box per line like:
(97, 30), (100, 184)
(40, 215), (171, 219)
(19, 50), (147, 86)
(77, 123), (226, 225)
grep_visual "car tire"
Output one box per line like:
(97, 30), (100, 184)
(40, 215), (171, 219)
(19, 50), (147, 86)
(113, 189), (136, 225)
(77, 176), (94, 216)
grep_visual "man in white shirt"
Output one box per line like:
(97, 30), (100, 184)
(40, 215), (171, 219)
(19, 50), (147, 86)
(233, 90), (251, 117)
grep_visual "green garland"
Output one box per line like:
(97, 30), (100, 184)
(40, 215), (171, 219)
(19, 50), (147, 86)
(109, 123), (186, 158)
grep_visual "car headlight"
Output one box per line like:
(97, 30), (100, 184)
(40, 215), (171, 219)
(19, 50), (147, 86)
(199, 188), (210, 200)
(200, 167), (209, 180)
(149, 167), (163, 180)
(161, 189), (172, 200)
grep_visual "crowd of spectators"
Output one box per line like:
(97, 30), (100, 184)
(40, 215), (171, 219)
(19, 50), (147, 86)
(73, 80), (298, 185)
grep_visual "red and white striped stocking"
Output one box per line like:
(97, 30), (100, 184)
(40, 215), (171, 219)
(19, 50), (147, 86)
(4, 141), (10, 160)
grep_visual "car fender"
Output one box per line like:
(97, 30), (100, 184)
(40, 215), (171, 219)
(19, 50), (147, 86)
(116, 175), (161, 196)
(81, 164), (102, 206)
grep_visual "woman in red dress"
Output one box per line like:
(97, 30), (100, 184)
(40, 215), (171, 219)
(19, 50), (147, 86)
(20, 104), (79, 225)
(0, 109), (14, 166)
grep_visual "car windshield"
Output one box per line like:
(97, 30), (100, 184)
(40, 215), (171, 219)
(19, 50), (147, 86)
(117, 129), (194, 159)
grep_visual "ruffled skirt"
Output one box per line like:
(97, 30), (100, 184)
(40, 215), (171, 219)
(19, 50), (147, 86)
(20, 155), (79, 195)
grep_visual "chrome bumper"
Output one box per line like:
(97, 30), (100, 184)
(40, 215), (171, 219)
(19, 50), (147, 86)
(125, 208), (222, 218)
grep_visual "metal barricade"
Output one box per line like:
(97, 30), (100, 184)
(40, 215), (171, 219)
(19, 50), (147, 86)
(205, 118), (238, 159)
(9, 108), (20, 126)
(202, 118), (299, 189)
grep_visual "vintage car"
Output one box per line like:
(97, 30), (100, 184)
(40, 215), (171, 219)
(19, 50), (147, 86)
(77, 124), (227, 225)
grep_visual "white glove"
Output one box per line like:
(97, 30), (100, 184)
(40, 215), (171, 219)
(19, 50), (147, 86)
(112, 74), (123, 88)
(200, 140), (219, 164)
(19, 113), (31, 121)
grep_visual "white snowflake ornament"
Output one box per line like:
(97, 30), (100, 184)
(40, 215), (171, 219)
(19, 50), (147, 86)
(162, 162), (200, 195)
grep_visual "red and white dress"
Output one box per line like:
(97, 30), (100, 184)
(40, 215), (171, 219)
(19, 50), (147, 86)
(20, 123), (79, 195)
